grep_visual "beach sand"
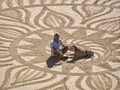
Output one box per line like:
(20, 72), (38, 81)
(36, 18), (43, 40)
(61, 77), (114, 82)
(0, 0), (120, 90)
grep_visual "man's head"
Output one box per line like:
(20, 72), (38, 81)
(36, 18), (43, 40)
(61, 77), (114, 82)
(54, 32), (60, 42)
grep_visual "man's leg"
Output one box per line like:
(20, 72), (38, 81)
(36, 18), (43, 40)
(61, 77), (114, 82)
(53, 50), (63, 57)
(52, 46), (69, 59)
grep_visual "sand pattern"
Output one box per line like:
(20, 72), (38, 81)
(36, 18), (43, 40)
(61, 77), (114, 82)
(0, 0), (120, 90)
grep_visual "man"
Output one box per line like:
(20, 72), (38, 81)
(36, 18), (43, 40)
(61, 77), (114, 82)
(50, 33), (68, 59)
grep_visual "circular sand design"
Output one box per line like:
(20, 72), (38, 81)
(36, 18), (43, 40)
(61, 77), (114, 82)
(10, 29), (115, 76)
(0, 0), (120, 90)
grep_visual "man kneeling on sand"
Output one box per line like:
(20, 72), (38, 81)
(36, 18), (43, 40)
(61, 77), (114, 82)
(50, 32), (93, 59)
(50, 32), (69, 59)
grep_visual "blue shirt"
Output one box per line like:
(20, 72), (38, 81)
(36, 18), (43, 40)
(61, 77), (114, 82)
(51, 40), (63, 51)
(50, 40), (63, 56)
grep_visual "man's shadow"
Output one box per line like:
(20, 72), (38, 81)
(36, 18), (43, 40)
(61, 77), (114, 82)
(46, 56), (61, 68)
(46, 56), (69, 68)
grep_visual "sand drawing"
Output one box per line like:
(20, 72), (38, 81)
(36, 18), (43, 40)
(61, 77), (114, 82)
(0, 0), (120, 90)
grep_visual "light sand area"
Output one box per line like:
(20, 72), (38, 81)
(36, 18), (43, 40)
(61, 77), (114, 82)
(0, 0), (120, 90)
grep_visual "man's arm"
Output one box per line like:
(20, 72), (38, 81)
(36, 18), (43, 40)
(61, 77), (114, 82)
(52, 47), (64, 57)
(60, 40), (66, 48)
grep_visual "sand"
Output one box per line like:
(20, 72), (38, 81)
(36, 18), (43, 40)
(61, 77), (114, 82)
(0, 0), (120, 90)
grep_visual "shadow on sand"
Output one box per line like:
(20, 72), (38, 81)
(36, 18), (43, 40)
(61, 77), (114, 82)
(46, 56), (61, 68)
(67, 54), (92, 63)
(46, 54), (93, 68)
(46, 56), (69, 68)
